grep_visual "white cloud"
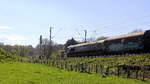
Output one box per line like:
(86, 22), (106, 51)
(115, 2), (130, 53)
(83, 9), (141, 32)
(0, 34), (28, 41)
(0, 26), (30, 45)
(0, 34), (29, 45)
(5, 34), (27, 41)
(0, 26), (13, 30)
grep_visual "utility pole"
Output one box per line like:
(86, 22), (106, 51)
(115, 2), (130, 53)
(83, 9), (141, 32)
(84, 30), (87, 43)
(48, 27), (53, 59)
(39, 35), (42, 59)
(50, 27), (52, 46)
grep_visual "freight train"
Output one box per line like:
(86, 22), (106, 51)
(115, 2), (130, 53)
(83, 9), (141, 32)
(66, 30), (150, 57)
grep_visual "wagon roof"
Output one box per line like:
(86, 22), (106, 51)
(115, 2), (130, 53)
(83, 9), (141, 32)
(68, 40), (105, 48)
(106, 32), (144, 41)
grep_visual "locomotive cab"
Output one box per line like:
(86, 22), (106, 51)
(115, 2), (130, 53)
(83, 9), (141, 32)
(144, 30), (150, 52)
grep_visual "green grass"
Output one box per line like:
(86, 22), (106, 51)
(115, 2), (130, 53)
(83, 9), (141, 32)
(0, 62), (149, 84)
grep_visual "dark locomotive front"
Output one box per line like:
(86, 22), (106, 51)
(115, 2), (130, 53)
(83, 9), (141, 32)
(144, 30), (150, 52)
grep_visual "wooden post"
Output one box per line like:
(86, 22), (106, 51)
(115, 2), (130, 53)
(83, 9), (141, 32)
(106, 66), (109, 76)
(135, 70), (139, 79)
(127, 70), (130, 78)
(142, 71), (145, 81)
(117, 67), (120, 77)
(100, 65), (103, 75)
(95, 64), (98, 74)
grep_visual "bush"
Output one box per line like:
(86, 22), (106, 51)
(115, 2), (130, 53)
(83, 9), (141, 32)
(0, 48), (18, 62)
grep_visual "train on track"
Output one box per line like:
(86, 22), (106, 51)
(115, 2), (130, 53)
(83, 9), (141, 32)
(66, 30), (150, 57)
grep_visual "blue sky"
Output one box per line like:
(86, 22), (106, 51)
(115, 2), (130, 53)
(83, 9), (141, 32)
(0, 0), (150, 47)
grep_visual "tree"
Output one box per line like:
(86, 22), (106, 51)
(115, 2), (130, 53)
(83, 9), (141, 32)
(129, 29), (143, 33)
(96, 36), (108, 41)
(0, 44), (35, 57)
(37, 37), (56, 59)
(64, 38), (79, 50)
(42, 38), (51, 59)
(86, 37), (96, 42)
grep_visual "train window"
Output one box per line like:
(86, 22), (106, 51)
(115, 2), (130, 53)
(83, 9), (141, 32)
(138, 37), (141, 41)
(121, 39), (125, 43)
(70, 48), (75, 52)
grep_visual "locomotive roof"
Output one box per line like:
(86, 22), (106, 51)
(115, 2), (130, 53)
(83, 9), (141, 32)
(106, 32), (144, 41)
(68, 40), (104, 48)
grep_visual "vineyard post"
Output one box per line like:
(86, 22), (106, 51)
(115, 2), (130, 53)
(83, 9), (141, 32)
(106, 66), (109, 76)
(96, 64), (98, 74)
(117, 67), (120, 77)
(142, 71), (145, 81)
(135, 70), (139, 79)
(127, 70), (131, 78)
(100, 65), (103, 75)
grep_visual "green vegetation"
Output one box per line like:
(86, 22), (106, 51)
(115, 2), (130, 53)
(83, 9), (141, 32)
(0, 46), (150, 84)
(0, 62), (149, 84)
(46, 54), (150, 80)
(62, 54), (150, 67)
(0, 48), (19, 62)
(0, 47), (30, 63)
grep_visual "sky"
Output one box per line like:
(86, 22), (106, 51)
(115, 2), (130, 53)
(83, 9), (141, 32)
(0, 0), (150, 47)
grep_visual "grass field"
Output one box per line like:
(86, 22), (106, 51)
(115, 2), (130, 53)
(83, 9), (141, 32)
(0, 62), (149, 84)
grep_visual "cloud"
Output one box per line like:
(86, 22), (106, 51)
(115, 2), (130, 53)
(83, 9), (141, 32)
(5, 34), (28, 41)
(0, 26), (13, 30)
(0, 26), (30, 45)
(0, 34), (28, 41)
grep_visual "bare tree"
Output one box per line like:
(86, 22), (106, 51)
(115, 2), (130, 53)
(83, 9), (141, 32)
(86, 37), (96, 42)
(64, 38), (79, 50)
(130, 29), (143, 33)
(96, 36), (108, 41)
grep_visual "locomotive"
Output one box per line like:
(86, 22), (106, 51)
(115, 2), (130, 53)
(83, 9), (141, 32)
(66, 30), (150, 57)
